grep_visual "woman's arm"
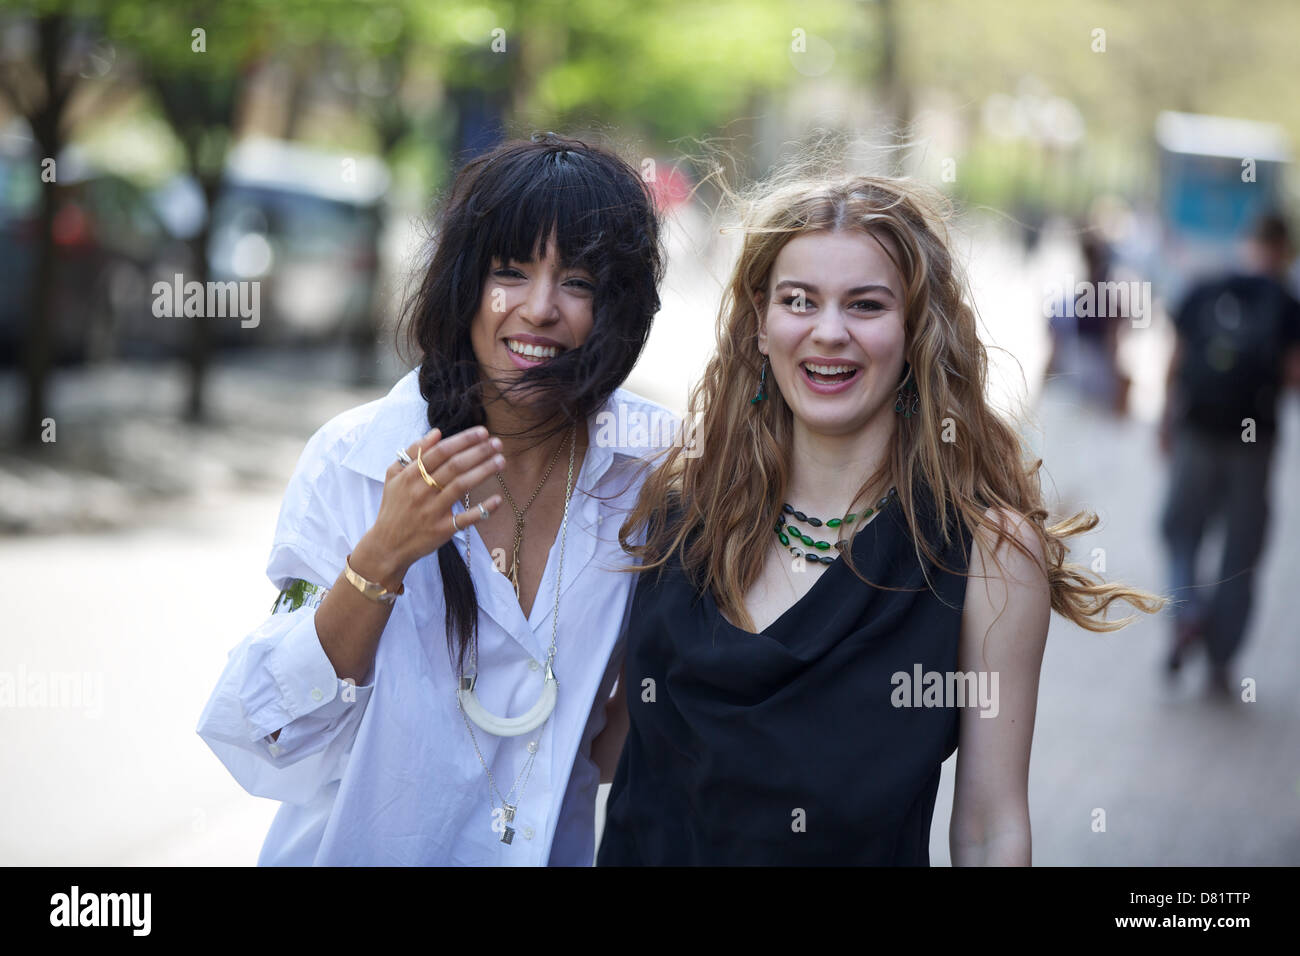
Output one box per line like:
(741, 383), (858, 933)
(949, 506), (1051, 866)
(198, 422), (507, 788)
(591, 663), (629, 784)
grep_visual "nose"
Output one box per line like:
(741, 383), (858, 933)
(518, 275), (561, 325)
(810, 303), (850, 345)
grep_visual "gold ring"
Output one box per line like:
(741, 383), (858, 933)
(416, 448), (443, 491)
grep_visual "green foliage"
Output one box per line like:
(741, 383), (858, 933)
(6, 0), (1297, 210)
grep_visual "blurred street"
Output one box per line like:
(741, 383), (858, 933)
(931, 381), (1300, 865)
(1, 217), (1296, 864)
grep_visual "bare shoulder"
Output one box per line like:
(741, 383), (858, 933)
(961, 505), (1051, 659)
(971, 505), (1048, 579)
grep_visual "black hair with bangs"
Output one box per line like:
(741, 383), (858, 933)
(400, 132), (665, 675)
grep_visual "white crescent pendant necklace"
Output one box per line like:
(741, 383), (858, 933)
(456, 424), (576, 844)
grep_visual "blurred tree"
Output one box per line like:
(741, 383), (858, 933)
(0, 1), (279, 432)
(311, 2), (426, 386)
(902, 0), (1300, 214)
(273, 0), (829, 381)
(0, 8), (114, 445)
(416, 0), (832, 154)
(7, 0), (1291, 444)
(110, 0), (273, 423)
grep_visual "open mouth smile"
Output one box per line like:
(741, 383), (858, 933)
(504, 336), (565, 368)
(800, 360), (861, 393)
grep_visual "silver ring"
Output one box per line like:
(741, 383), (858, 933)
(451, 511), (462, 532)
(478, 503), (490, 520)
(395, 448), (413, 466)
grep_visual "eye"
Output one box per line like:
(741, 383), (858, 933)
(564, 276), (596, 293)
(778, 295), (816, 311)
(493, 267), (526, 280)
(850, 299), (886, 312)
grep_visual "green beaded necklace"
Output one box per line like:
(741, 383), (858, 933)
(774, 486), (898, 564)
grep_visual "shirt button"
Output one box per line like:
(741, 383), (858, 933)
(529, 660), (539, 672)
(523, 826), (535, 840)
(527, 740), (538, 754)
(268, 743), (283, 757)
(310, 687), (323, 701)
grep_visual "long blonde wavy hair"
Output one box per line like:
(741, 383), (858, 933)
(620, 172), (1169, 637)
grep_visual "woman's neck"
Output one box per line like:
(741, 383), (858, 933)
(483, 401), (589, 491)
(785, 415), (895, 518)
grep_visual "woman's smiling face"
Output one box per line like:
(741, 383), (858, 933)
(758, 229), (907, 437)
(470, 232), (597, 405)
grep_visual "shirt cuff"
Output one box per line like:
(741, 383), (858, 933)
(265, 610), (344, 720)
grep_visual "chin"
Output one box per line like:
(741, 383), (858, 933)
(790, 404), (877, 436)
(492, 369), (552, 405)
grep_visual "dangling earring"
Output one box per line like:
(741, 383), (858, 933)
(750, 356), (769, 404)
(894, 364), (919, 418)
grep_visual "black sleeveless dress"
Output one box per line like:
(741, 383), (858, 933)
(597, 482), (974, 866)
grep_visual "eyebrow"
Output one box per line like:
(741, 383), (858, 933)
(497, 256), (595, 275)
(772, 279), (896, 298)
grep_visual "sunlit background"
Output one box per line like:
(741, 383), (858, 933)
(1, 0), (1298, 865)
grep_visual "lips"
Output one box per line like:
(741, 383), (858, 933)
(506, 338), (562, 359)
(798, 357), (862, 393)
(502, 335), (567, 370)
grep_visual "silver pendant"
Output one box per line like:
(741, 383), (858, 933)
(501, 825), (515, 845)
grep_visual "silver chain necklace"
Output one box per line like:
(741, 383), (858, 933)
(456, 424), (577, 845)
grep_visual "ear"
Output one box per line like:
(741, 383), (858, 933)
(754, 292), (768, 355)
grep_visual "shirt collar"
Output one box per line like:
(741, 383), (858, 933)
(340, 367), (672, 483)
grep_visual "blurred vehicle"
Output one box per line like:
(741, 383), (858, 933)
(1155, 111), (1291, 306)
(0, 131), (192, 366)
(0, 131), (390, 366)
(206, 137), (390, 347)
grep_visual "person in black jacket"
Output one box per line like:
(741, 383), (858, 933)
(1158, 213), (1300, 694)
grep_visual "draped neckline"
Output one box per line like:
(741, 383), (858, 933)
(707, 501), (898, 637)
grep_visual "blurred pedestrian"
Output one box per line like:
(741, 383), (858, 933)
(1158, 212), (1300, 695)
(1045, 231), (1129, 415)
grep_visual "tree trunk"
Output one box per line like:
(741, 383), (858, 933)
(19, 15), (69, 447)
(21, 152), (58, 446)
(184, 173), (221, 423)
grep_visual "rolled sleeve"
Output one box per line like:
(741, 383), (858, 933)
(197, 413), (380, 805)
(197, 605), (376, 805)
(261, 605), (347, 728)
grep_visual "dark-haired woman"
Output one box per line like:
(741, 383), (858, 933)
(198, 135), (671, 865)
(596, 175), (1166, 866)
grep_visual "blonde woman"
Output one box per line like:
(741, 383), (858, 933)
(593, 176), (1167, 866)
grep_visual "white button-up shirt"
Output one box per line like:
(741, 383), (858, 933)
(196, 368), (678, 865)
